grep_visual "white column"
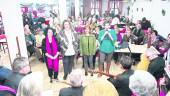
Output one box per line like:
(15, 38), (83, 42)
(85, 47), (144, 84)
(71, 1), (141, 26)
(59, 0), (67, 23)
(0, 0), (28, 63)
(75, 0), (80, 19)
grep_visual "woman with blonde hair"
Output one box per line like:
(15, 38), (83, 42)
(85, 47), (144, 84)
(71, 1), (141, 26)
(83, 79), (119, 96)
(16, 72), (43, 96)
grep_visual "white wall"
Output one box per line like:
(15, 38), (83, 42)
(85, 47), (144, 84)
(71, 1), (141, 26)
(127, 0), (170, 38)
(0, 0), (28, 63)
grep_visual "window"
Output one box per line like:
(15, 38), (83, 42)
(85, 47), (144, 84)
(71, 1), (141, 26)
(110, 0), (120, 15)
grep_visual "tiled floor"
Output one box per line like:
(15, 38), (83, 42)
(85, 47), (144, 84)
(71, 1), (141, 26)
(0, 50), (126, 96)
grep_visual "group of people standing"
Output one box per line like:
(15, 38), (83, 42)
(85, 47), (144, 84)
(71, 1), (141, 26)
(41, 19), (117, 82)
(41, 20), (79, 82)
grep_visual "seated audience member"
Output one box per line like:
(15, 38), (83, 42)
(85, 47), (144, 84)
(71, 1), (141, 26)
(151, 30), (159, 45)
(0, 56), (12, 84)
(136, 53), (150, 71)
(83, 79), (118, 96)
(132, 22), (144, 45)
(107, 55), (134, 96)
(141, 17), (151, 31)
(164, 33), (170, 65)
(159, 67), (170, 95)
(129, 70), (158, 96)
(114, 24), (123, 45)
(59, 69), (84, 96)
(122, 25), (137, 44)
(142, 27), (152, 44)
(146, 46), (165, 81)
(24, 24), (36, 57)
(16, 72), (45, 96)
(35, 29), (45, 62)
(3, 57), (31, 90)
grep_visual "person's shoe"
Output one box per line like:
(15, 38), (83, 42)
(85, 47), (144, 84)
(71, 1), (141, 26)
(50, 78), (53, 83)
(91, 73), (93, 76)
(63, 75), (67, 80)
(85, 72), (88, 76)
(39, 58), (44, 62)
(54, 78), (58, 82)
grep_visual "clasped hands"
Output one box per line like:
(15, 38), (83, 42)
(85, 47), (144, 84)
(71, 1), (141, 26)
(46, 52), (60, 59)
(101, 31), (113, 41)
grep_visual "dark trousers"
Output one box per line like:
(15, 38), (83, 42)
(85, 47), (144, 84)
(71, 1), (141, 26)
(48, 68), (58, 79)
(27, 45), (35, 56)
(45, 57), (58, 79)
(63, 55), (74, 79)
(83, 56), (93, 72)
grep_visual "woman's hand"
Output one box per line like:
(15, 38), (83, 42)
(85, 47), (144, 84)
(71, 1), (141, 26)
(53, 52), (60, 59)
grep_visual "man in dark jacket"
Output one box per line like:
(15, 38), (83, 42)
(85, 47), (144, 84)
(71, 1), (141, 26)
(3, 57), (31, 90)
(107, 55), (134, 96)
(59, 69), (84, 96)
(132, 23), (144, 45)
(146, 46), (165, 80)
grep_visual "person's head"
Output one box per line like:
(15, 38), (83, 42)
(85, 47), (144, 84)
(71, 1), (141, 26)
(16, 72), (43, 96)
(46, 28), (55, 38)
(67, 16), (72, 22)
(12, 57), (30, 74)
(142, 17), (146, 22)
(24, 24), (29, 31)
(167, 33), (170, 43)
(35, 28), (43, 35)
(83, 79), (118, 96)
(104, 21), (110, 30)
(129, 70), (158, 96)
(136, 20), (141, 25)
(84, 26), (91, 34)
(136, 23), (141, 30)
(117, 55), (133, 70)
(151, 30), (158, 38)
(24, 25), (31, 35)
(114, 24), (119, 33)
(126, 25), (132, 36)
(62, 20), (72, 31)
(41, 23), (47, 29)
(145, 46), (160, 60)
(68, 69), (83, 87)
(39, 29), (44, 35)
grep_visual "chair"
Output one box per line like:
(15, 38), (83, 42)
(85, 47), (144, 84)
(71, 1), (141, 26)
(0, 34), (7, 53)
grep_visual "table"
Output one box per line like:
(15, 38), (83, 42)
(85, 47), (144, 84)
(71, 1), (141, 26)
(115, 44), (147, 54)
(114, 44), (148, 63)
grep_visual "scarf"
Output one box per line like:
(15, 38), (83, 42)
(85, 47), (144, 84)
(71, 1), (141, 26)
(0, 85), (16, 94)
(46, 36), (59, 72)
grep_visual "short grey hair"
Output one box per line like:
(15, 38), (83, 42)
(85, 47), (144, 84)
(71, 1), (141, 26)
(118, 55), (133, 69)
(69, 69), (83, 87)
(16, 71), (43, 96)
(129, 70), (158, 96)
(12, 57), (29, 72)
